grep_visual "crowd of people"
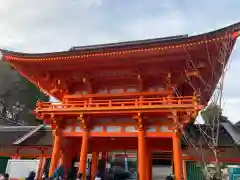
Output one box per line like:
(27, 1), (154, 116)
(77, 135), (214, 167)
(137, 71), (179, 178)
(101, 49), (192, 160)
(0, 171), (36, 180)
(0, 172), (85, 180)
(0, 171), (177, 180)
(0, 167), (103, 180)
(42, 172), (102, 180)
(0, 171), (176, 180)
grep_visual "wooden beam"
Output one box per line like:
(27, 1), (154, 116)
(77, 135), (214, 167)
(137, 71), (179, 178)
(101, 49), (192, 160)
(64, 90), (173, 100)
(62, 131), (174, 137)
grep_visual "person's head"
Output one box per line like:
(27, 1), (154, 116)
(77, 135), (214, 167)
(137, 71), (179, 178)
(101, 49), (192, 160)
(0, 174), (4, 180)
(76, 173), (82, 180)
(0, 173), (9, 180)
(96, 171), (101, 178)
(28, 171), (36, 179)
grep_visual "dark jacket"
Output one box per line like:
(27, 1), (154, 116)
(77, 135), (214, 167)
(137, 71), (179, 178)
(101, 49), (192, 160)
(25, 171), (36, 180)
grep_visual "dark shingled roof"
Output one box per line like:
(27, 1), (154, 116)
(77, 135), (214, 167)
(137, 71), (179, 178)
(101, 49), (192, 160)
(69, 35), (188, 51)
(0, 125), (52, 147)
(12, 125), (52, 146)
(183, 122), (240, 147)
(0, 126), (35, 147)
(1, 121), (240, 148)
(18, 126), (52, 146)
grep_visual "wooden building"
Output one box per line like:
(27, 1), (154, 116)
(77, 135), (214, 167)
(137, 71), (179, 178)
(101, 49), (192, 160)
(1, 22), (240, 180)
(1, 123), (240, 180)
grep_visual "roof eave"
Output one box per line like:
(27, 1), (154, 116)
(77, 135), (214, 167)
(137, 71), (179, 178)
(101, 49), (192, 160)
(1, 22), (239, 58)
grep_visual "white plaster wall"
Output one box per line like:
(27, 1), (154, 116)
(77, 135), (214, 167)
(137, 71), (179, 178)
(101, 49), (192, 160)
(152, 166), (172, 180)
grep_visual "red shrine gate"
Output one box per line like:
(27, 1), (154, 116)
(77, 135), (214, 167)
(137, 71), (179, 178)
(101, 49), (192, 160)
(2, 23), (240, 180)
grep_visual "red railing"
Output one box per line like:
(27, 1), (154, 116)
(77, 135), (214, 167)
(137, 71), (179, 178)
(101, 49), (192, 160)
(35, 96), (202, 114)
(63, 90), (173, 100)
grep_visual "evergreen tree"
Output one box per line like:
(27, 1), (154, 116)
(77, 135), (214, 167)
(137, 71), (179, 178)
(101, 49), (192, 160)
(201, 103), (228, 125)
(0, 60), (49, 125)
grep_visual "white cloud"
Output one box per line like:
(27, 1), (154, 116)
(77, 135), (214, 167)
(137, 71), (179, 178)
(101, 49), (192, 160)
(119, 11), (187, 40)
(0, 0), (239, 122)
(223, 98), (240, 123)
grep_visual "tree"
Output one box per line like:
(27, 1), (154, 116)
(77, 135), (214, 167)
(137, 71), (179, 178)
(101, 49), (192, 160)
(200, 103), (229, 179)
(201, 103), (228, 125)
(0, 60), (49, 125)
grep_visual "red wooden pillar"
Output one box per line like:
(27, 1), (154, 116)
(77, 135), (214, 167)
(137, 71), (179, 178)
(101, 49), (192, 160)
(62, 151), (72, 178)
(145, 147), (149, 180)
(138, 129), (146, 180)
(59, 152), (64, 166)
(78, 130), (89, 179)
(145, 146), (152, 180)
(37, 154), (44, 180)
(91, 152), (99, 180)
(102, 152), (108, 179)
(145, 139), (152, 180)
(149, 151), (152, 180)
(49, 131), (61, 177)
(62, 140), (74, 178)
(183, 160), (187, 180)
(41, 157), (47, 178)
(12, 148), (21, 159)
(173, 132), (183, 180)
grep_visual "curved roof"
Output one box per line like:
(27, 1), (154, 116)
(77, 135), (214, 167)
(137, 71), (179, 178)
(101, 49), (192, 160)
(1, 22), (239, 59)
(1, 22), (240, 101)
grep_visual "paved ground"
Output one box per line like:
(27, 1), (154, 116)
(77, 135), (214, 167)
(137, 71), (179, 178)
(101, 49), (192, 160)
(107, 165), (172, 180)
(125, 166), (172, 180)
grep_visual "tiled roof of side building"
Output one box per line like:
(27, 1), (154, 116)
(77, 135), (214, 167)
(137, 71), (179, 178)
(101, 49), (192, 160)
(0, 126), (36, 147)
(183, 122), (239, 147)
(1, 122), (240, 148)
(18, 128), (53, 146)
(12, 125), (52, 146)
(0, 125), (52, 147)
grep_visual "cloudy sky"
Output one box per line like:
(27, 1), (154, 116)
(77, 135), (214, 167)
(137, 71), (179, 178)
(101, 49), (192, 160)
(0, 0), (239, 122)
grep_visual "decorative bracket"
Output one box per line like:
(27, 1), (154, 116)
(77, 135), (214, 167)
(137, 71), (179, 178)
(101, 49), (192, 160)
(78, 113), (89, 130)
(133, 113), (146, 130)
(50, 115), (63, 136)
(192, 94), (203, 117)
(53, 128), (62, 136)
(171, 111), (183, 132)
(165, 72), (172, 90)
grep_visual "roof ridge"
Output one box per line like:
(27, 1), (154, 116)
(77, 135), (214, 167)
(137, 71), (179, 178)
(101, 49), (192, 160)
(1, 22), (239, 56)
(69, 35), (188, 51)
